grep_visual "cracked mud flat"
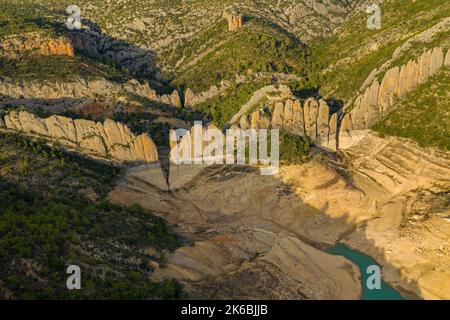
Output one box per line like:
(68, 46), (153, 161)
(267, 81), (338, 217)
(109, 133), (450, 300)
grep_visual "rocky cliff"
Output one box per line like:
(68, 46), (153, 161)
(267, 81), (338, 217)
(0, 77), (181, 108)
(0, 110), (158, 164)
(350, 47), (450, 130)
(223, 11), (244, 32)
(228, 45), (450, 152)
(0, 31), (181, 108)
(229, 85), (340, 148)
(0, 32), (74, 58)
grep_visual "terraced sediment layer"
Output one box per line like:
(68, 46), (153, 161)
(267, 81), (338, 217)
(109, 133), (450, 299)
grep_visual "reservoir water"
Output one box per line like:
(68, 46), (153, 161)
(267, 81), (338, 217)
(326, 243), (406, 300)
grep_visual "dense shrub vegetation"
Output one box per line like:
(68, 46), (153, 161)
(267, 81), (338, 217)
(0, 132), (184, 299)
(278, 130), (311, 162)
(373, 70), (450, 151)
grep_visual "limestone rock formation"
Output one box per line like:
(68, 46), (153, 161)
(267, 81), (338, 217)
(317, 100), (330, 139)
(292, 99), (304, 136)
(233, 95), (339, 148)
(250, 111), (260, 129)
(229, 84), (292, 125)
(239, 114), (250, 130)
(0, 32), (74, 58)
(350, 46), (448, 131)
(224, 11), (243, 31)
(328, 113), (338, 137)
(283, 99), (294, 129)
(418, 49), (433, 84)
(398, 60), (418, 97)
(339, 113), (352, 138)
(271, 102), (284, 128)
(184, 86), (221, 108)
(445, 48), (450, 67)
(429, 47), (444, 76)
(1, 111), (158, 164)
(0, 78), (180, 108)
(377, 66), (400, 113)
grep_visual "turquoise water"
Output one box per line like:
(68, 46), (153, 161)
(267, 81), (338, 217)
(326, 244), (406, 300)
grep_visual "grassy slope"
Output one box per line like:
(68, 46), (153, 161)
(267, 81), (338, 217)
(0, 132), (184, 299)
(171, 17), (314, 92)
(373, 68), (450, 151)
(313, 0), (450, 102)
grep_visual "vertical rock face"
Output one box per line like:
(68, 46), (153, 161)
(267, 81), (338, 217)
(283, 99), (294, 130)
(239, 115), (250, 130)
(250, 111), (260, 129)
(328, 113), (338, 137)
(317, 100), (330, 139)
(38, 38), (74, 56)
(184, 88), (195, 108)
(307, 99), (319, 140)
(292, 100), (304, 136)
(258, 113), (272, 129)
(429, 47), (444, 76)
(1, 111), (158, 164)
(224, 12), (243, 31)
(271, 102), (284, 128)
(183, 86), (223, 109)
(445, 48), (450, 67)
(233, 96), (342, 150)
(0, 32), (74, 58)
(398, 60), (418, 96)
(340, 113), (353, 137)
(377, 66), (400, 113)
(350, 46), (447, 132)
(418, 49), (433, 84)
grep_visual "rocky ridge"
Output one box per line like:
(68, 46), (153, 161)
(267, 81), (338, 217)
(349, 47), (450, 130)
(0, 110), (158, 164)
(0, 77), (181, 108)
(229, 84), (340, 148)
(228, 45), (450, 152)
(0, 32), (74, 58)
(0, 31), (181, 107)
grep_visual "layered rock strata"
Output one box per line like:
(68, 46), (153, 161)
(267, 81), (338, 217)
(0, 110), (158, 164)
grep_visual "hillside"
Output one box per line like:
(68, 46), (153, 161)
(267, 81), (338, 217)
(0, 0), (449, 301)
(0, 131), (183, 299)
